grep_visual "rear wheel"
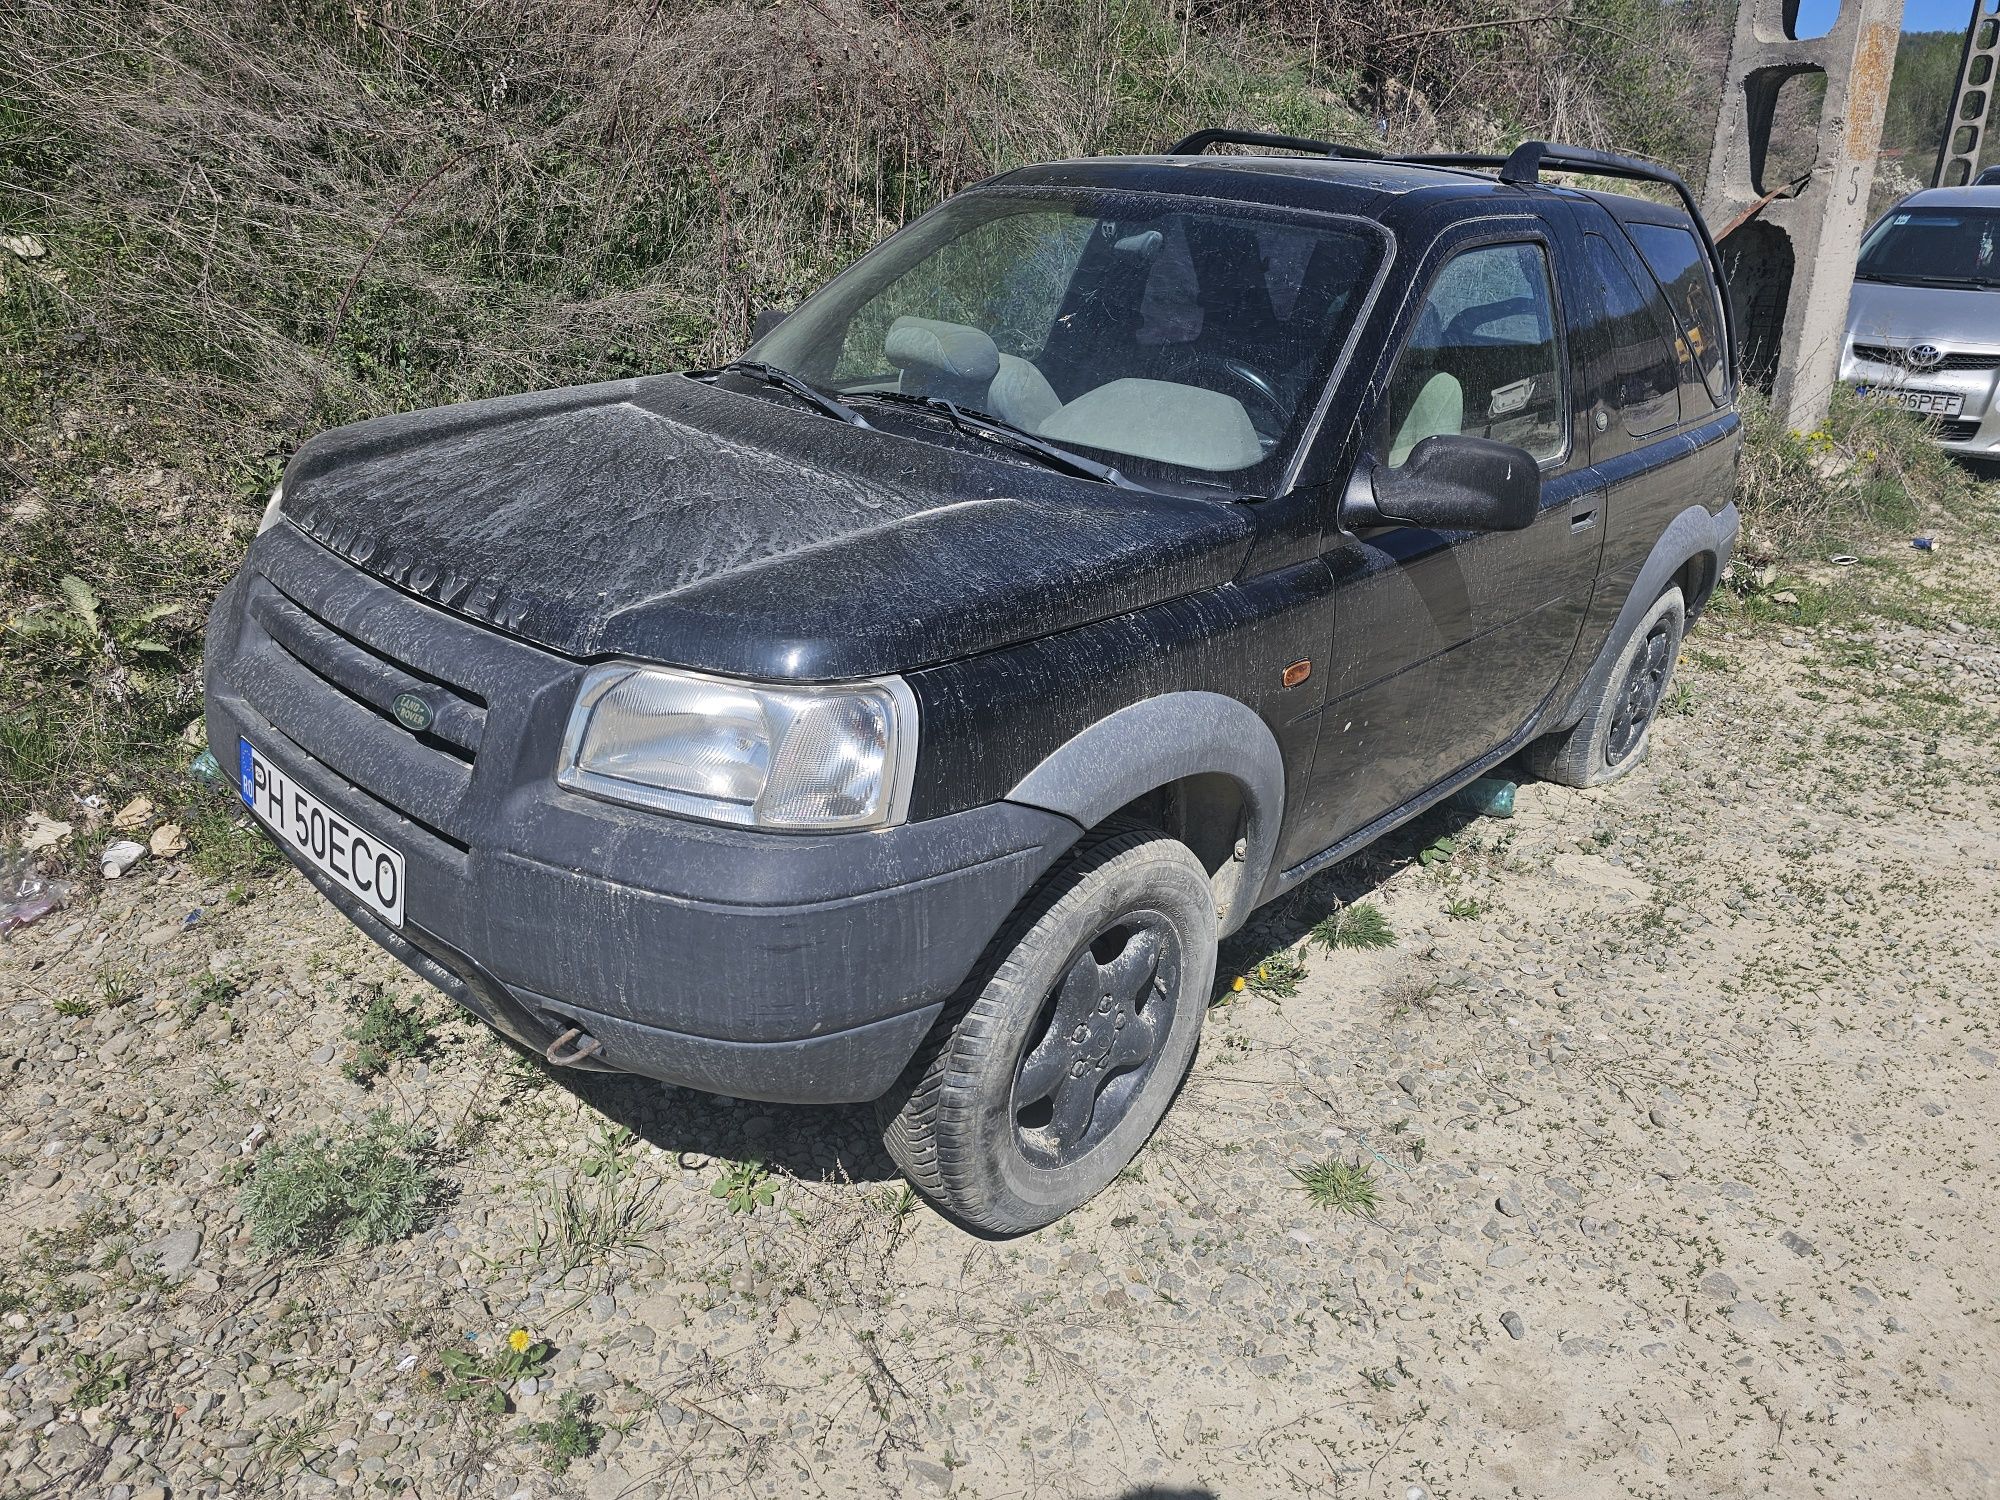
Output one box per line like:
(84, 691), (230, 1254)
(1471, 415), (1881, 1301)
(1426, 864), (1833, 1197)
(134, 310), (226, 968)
(877, 826), (1215, 1234)
(1524, 586), (1684, 788)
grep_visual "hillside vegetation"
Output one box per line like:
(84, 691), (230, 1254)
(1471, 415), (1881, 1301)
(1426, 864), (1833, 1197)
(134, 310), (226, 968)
(0, 0), (1975, 855)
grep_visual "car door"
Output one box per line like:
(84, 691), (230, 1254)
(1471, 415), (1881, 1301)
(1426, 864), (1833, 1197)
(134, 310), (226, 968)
(1294, 212), (1606, 855)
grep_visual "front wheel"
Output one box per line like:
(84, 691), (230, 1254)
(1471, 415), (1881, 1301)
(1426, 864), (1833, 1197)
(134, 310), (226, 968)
(877, 827), (1216, 1234)
(1524, 585), (1685, 788)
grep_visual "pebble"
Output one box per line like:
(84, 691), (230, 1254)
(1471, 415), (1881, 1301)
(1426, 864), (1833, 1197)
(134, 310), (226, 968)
(143, 1227), (202, 1277)
(1500, 1310), (1525, 1340)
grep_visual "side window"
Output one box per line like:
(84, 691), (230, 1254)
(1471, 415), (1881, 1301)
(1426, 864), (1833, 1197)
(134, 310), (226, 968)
(1625, 222), (1728, 410)
(1583, 234), (1680, 439)
(1383, 242), (1566, 468)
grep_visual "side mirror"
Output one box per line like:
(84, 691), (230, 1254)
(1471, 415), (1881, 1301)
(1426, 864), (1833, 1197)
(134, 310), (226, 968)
(1357, 434), (1541, 532)
(750, 308), (789, 341)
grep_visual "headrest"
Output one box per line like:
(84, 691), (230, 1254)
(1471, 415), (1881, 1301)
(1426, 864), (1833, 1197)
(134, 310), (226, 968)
(884, 317), (1001, 383)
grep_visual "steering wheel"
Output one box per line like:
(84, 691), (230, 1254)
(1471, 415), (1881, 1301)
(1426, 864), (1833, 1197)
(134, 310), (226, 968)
(1198, 356), (1288, 434)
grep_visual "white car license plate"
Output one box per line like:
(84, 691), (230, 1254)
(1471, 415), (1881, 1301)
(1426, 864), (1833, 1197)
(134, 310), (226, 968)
(1859, 386), (1964, 419)
(239, 738), (405, 927)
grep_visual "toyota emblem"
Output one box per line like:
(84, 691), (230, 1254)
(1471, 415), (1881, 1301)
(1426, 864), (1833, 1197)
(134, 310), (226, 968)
(1907, 343), (1945, 369)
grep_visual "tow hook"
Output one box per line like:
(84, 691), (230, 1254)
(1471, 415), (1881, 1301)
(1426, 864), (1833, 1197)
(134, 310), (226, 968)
(544, 1026), (605, 1067)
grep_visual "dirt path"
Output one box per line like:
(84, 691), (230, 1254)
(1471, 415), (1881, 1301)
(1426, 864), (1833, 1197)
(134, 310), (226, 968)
(5, 503), (1999, 1500)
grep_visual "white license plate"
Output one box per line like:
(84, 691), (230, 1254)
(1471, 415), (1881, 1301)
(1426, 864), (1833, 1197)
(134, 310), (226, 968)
(239, 738), (405, 927)
(1859, 386), (1964, 418)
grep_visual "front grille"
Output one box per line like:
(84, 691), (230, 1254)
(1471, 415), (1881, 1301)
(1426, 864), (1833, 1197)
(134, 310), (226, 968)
(1852, 343), (2000, 373)
(1939, 417), (1985, 442)
(251, 582), (487, 764)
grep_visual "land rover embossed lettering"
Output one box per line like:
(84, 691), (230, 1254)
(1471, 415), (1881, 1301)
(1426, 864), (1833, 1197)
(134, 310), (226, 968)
(391, 692), (434, 733)
(206, 129), (1742, 1232)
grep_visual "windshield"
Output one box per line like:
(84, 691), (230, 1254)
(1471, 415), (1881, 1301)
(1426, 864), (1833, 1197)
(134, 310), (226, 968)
(1856, 206), (2000, 286)
(748, 188), (1384, 493)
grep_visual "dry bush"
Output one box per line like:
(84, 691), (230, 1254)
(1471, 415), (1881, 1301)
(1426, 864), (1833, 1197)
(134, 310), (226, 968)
(0, 0), (1722, 835)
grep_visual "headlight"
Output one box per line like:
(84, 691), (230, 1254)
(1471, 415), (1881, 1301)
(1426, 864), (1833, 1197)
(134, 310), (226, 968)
(557, 664), (918, 831)
(257, 483), (285, 535)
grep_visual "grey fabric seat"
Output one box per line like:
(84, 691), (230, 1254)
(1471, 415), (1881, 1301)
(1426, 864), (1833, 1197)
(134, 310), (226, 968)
(1038, 378), (1260, 472)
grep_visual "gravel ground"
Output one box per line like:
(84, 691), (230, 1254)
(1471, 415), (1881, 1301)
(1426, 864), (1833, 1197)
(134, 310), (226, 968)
(5, 507), (1999, 1500)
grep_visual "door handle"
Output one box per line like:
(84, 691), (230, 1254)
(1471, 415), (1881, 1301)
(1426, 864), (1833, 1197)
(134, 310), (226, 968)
(1569, 503), (1599, 534)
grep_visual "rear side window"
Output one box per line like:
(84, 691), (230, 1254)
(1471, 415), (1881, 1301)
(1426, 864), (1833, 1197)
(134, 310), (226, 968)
(1625, 222), (1728, 408)
(1382, 242), (1567, 467)
(1583, 234), (1679, 439)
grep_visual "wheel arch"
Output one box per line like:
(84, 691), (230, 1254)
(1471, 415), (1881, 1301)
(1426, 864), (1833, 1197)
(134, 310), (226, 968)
(1550, 500), (1737, 733)
(1002, 691), (1284, 938)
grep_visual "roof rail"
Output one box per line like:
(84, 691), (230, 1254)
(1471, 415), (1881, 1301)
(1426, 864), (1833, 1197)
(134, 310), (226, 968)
(1168, 128), (1382, 161)
(1161, 128), (1738, 398)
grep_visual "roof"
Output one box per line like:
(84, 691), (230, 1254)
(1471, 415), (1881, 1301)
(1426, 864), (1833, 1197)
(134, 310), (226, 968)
(1892, 185), (2000, 208)
(988, 153), (1539, 219)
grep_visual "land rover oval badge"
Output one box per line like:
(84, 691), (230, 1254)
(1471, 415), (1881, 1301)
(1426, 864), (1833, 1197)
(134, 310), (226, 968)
(392, 691), (434, 733)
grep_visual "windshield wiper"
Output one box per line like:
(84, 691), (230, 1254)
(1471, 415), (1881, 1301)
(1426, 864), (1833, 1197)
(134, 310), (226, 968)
(847, 390), (1137, 488)
(1856, 271), (1986, 289)
(694, 361), (869, 427)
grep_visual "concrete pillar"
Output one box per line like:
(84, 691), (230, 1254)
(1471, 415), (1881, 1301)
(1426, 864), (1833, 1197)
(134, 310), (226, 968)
(1933, 0), (2000, 186)
(1704, 0), (1907, 433)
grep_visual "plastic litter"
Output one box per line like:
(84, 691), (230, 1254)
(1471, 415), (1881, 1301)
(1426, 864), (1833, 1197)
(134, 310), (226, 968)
(190, 748), (224, 787)
(1829, 554), (1859, 567)
(1, 847), (73, 934)
(101, 839), (146, 878)
(1448, 776), (1517, 820)
(1912, 536), (1936, 551)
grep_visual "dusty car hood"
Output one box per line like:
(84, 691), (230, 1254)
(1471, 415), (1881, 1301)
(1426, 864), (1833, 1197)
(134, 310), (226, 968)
(1845, 279), (2000, 349)
(274, 374), (1255, 679)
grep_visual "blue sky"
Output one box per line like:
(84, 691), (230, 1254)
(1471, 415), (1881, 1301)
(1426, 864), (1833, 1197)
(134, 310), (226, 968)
(1790, 0), (1983, 32)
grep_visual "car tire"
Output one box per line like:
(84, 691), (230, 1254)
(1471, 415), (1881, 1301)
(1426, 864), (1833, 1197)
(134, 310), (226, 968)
(1523, 586), (1685, 788)
(876, 825), (1216, 1234)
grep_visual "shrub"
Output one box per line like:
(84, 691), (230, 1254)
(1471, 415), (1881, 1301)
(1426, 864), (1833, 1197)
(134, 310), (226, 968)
(1311, 900), (1396, 951)
(1735, 387), (1982, 561)
(240, 1113), (441, 1256)
(342, 988), (436, 1088)
(1292, 1157), (1380, 1214)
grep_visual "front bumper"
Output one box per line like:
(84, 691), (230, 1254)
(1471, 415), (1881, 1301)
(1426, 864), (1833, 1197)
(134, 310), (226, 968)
(204, 525), (1077, 1102)
(1840, 345), (2000, 456)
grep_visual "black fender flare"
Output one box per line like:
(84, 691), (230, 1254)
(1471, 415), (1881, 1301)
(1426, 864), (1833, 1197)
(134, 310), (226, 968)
(1003, 691), (1284, 937)
(1553, 500), (1739, 732)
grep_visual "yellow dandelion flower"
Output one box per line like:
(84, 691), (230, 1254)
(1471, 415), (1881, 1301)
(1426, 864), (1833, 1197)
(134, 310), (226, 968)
(508, 1328), (532, 1353)
(1231, 975), (1247, 993)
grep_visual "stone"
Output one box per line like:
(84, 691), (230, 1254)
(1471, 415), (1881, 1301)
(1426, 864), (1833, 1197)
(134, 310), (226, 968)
(142, 1227), (202, 1277)
(1500, 1311), (1525, 1340)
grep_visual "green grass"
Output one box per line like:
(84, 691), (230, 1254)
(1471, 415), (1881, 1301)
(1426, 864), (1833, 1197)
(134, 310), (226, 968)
(238, 1113), (441, 1256)
(1311, 901), (1396, 951)
(0, 1208), (132, 1317)
(712, 1159), (778, 1215)
(1243, 948), (1309, 998)
(69, 1352), (129, 1407)
(519, 1392), (603, 1475)
(342, 987), (436, 1088)
(1292, 1158), (1380, 1215)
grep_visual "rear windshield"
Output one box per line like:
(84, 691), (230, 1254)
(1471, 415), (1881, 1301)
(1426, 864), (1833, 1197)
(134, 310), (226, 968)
(1856, 207), (2000, 289)
(750, 188), (1385, 494)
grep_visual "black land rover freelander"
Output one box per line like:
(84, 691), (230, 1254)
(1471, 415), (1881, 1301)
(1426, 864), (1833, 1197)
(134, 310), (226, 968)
(207, 133), (1740, 1231)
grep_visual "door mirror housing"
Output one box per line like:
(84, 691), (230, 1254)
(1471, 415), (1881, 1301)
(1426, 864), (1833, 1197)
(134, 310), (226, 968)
(1351, 435), (1541, 533)
(750, 308), (789, 341)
